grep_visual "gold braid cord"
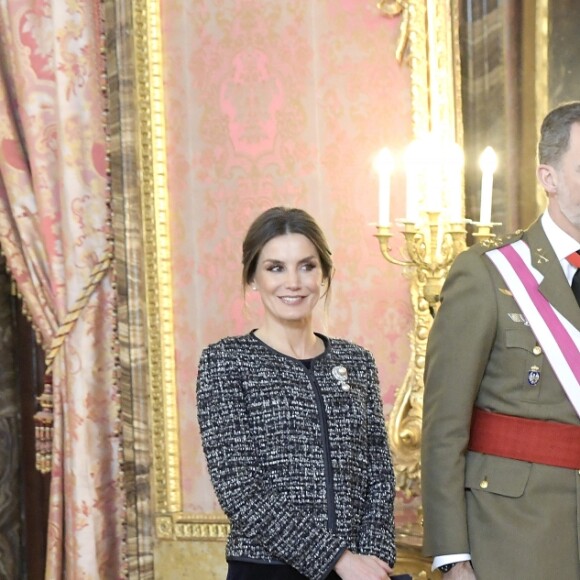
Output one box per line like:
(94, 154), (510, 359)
(34, 253), (113, 473)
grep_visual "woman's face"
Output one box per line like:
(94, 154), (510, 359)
(251, 233), (324, 326)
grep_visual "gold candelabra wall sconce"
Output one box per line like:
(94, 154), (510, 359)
(373, 142), (500, 502)
(375, 214), (467, 312)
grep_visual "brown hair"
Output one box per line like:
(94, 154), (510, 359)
(242, 207), (334, 296)
(538, 101), (580, 166)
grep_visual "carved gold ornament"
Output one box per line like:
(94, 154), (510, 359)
(378, 0), (463, 501)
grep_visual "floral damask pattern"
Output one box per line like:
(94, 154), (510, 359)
(0, 1), (123, 578)
(161, 0), (413, 513)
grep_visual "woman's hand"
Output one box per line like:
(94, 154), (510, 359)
(334, 550), (393, 580)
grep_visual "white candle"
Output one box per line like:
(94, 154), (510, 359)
(404, 141), (419, 222)
(479, 146), (497, 223)
(425, 135), (442, 212)
(448, 143), (464, 221)
(373, 148), (394, 226)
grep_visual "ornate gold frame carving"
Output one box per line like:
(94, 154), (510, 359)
(133, 0), (197, 537)
(380, 0), (462, 140)
(133, 0), (464, 543)
(380, 0), (462, 500)
(133, 0), (231, 543)
(156, 514), (230, 542)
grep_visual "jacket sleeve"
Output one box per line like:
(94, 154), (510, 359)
(196, 343), (346, 580)
(357, 351), (396, 567)
(421, 249), (497, 556)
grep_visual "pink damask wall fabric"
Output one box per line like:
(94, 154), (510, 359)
(161, 1), (413, 513)
(0, 2), (123, 578)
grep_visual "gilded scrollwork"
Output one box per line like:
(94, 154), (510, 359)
(377, 0), (410, 63)
(156, 514), (230, 541)
(377, 0), (405, 16)
(382, 0), (461, 139)
(387, 280), (428, 497)
(380, 0), (463, 499)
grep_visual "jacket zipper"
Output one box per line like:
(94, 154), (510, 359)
(306, 367), (337, 532)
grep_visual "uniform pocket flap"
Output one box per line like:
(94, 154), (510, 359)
(465, 452), (532, 498)
(505, 328), (536, 352)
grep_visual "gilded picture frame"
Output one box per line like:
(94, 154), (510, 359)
(126, 0), (464, 542)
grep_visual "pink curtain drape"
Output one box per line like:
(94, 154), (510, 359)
(0, 1), (124, 577)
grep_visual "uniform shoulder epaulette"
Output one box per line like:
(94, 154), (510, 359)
(473, 229), (525, 254)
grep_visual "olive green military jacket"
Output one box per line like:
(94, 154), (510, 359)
(421, 218), (580, 579)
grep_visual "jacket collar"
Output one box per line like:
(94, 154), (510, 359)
(524, 218), (580, 331)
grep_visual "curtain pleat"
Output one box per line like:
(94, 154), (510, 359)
(0, 1), (124, 577)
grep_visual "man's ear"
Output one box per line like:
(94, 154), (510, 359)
(537, 164), (558, 194)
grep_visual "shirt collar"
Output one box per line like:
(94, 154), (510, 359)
(541, 210), (579, 261)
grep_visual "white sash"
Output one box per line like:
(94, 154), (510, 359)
(487, 240), (580, 417)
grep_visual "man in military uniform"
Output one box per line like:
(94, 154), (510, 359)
(421, 101), (580, 579)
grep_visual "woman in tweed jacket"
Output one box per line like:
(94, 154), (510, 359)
(197, 207), (396, 580)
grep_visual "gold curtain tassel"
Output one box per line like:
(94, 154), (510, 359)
(34, 373), (54, 474)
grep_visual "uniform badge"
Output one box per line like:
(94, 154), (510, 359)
(534, 247), (549, 264)
(508, 313), (529, 325)
(528, 365), (540, 386)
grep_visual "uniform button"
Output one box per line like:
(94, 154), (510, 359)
(533, 345), (542, 355)
(480, 479), (488, 489)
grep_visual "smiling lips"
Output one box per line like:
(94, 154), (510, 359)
(279, 295), (306, 304)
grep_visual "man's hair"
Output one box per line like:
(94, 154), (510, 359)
(538, 101), (580, 166)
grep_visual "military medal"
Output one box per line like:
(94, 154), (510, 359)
(508, 312), (529, 325)
(332, 365), (351, 392)
(528, 365), (540, 386)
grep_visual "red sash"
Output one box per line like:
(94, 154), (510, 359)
(469, 408), (580, 469)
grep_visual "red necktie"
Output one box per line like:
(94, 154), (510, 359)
(567, 251), (580, 307)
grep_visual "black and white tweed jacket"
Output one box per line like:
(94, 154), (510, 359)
(196, 331), (396, 580)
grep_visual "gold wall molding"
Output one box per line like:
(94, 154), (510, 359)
(133, 0), (182, 517)
(156, 514), (230, 541)
(133, 0), (230, 541)
(387, 278), (430, 495)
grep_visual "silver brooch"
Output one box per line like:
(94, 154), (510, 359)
(332, 365), (351, 392)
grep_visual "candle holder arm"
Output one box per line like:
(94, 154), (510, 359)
(375, 226), (416, 267)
